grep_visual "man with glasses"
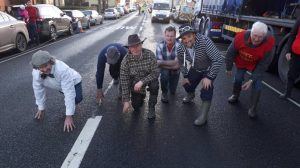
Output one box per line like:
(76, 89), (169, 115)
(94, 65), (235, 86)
(31, 50), (82, 132)
(120, 34), (159, 119)
(225, 21), (275, 118)
(156, 26), (180, 103)
(177, 24), (223, 126)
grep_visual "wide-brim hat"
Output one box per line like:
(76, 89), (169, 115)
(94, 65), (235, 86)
(106, 46), (120, 65)
(31, 50), (54, 68)
(177, 24), (196, 39)
(124, 34), (146, 47)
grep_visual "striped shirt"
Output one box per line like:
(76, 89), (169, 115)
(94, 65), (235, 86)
(177, 33), (223, 80)
(120, 48), (159, 102)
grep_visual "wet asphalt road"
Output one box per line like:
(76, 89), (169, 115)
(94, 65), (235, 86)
(0, 12), (299, 168)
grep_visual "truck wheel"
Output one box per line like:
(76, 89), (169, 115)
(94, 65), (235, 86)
(278, 44), (300, 86)
(204, 21), (211, 37)
(278, 44), (289, 84)
(50, 25), (57, 41)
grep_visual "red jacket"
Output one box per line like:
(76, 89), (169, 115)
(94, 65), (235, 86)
(25, 6), (38, 23)
(234, 31), (275, 71)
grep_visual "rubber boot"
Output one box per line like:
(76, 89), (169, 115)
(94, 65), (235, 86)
(183, 92), (195, 103)
(148, 103), (156, 119)
(228, 83), (241, 104)
(161, 92), (169, 103)
(194, 101), (211, 126)
(248, 90), (261, 118)
(279, 80), (293, 99)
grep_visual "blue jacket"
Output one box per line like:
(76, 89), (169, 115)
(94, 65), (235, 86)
(96, 43), (128, 89)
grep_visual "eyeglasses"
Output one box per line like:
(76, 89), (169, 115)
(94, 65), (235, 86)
(179, 26), (193, 34)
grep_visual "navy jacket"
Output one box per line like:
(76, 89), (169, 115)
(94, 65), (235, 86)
(96, 43), (128, 89)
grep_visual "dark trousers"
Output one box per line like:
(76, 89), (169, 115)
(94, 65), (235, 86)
(109, 63), (120, 80)
(75, 82), (83, 104)
(27, 22), (39, 44)
(288, 53), (300, 84)
(233, 68), (262, 91)
(183, 68), (213, 101)
(131, 79), (159, 109)
(160, 69), (180, 94)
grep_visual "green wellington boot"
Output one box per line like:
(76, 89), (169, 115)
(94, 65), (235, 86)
(194, 101), (211, 126)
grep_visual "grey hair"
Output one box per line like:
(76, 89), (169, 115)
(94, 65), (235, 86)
(251, 21), (268, 35)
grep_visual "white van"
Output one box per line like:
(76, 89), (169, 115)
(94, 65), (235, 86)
(151, 0), (171, 23)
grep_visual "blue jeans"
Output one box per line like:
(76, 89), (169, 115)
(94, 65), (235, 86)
(233, 68), (262, 91)
(27, 22), (39, 44)
(75, 82), (83, 104)
(183, 68), (214, 101)
(160, 69), (180, 94)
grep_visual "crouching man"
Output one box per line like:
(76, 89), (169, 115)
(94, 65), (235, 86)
(120, 34), (159, 119)
(31, 50), (83, 132)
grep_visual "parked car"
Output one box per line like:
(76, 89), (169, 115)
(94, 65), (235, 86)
(129, 5), (137, 12)
(35, 4), (73, 40)
(120, 6), (129, 14)
(173, 5), (194, 23)
(115, 7), (125, 16)
(82, 10), (103, 25)
(64, 10), (91, 29)
(0, 11), (29, 53)
(104, 8), (120, 19)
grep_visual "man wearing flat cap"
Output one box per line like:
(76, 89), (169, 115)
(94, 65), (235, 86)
(177, 24), (223, 126)
(31, 50), (82, 132)
(120, 34), (159, 119)
(96, 43), (128, 103)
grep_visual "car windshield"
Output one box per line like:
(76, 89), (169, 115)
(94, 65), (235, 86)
(105, 9), (114, 12)
(36, 6), (55, 17)
(153, 3), (170, 10)
(65, 11), (72, 17)
(181, 6), (193, 13)
(83, 11), (92, 15)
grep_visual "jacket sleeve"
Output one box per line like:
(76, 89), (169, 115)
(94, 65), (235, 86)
(60, 68), (77, 116)
(120, 56), (130, 102)
(225, 39), (238, 71)
(177, 44), (189, 78)
(141, 52), (159, 84)
(251, 47), (275, 81)
(96, 53), (106, 89)
(205, 37), (223, 80)
(32, 70), (46, 111)
(156, 43), (163, 60)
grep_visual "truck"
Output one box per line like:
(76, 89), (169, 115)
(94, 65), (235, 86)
(192, 0), (300, 85)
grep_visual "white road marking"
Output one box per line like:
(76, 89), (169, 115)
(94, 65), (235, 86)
(61, 116), (102, 168)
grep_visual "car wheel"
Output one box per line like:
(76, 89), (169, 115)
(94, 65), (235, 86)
(50, 25), (57, 41)
(87, 21), (91, 29)
(68, 24), (74, 35)
(15, 33), (27, 52)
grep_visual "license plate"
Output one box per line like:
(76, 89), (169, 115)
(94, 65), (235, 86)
(158, 18), (163, 20)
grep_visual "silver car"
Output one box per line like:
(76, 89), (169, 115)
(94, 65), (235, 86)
(104, 8), (120, 19)
(0, 11), (29, 53)
(82, 10), (103, 25)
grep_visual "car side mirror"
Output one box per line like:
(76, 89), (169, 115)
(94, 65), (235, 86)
(60, 13), (65, 17)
